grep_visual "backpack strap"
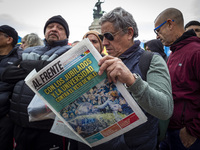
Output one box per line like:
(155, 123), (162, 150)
(138, 51), (154, 81)
(139, 50), (170, 143)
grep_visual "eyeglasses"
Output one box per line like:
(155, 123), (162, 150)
(100, 28), (126, 41)
(154, 20), (174, 35)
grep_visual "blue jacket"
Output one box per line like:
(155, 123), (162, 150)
(0, 46), (22, 118)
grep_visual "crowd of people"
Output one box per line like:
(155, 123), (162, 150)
(0, 6), (199, 150)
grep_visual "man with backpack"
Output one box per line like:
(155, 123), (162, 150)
(77, 7), (173, 150)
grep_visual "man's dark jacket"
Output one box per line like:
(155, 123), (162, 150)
(1, 40), (71, 129)
(0, 47), (22, 118)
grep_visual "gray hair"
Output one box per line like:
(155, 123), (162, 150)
(99, 7), (138, 38)
(23, 33), (43, 49)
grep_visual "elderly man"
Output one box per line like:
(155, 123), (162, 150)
(154, 8), (200, 150)
(78, 7), (173, 150)
(0, 25), (22, 150)
(1, 15), (71, 150)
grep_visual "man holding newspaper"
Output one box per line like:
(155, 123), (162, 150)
(1, 8), (173, 150)
(78, 7), (173, 150)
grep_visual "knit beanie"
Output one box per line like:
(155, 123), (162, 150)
(0, 25), (18, 47)
(83, 30), (103, 53)
(44, 15), (70, 38)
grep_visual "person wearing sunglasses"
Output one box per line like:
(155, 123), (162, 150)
(185, 20), (200, 38)
(154, 8), (200, 150)
(77, 7), (173, 150)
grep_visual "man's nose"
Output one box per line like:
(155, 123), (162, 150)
(102, 38), (109, 46)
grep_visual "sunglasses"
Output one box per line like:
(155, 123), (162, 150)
(99, 28), (126, 41)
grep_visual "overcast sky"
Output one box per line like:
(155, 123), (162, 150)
(0, 0), (199, 43)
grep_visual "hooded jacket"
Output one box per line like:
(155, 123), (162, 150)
(167, 30), (200, 138)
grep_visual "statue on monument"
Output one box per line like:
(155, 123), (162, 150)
(93, 0), (105, 19)
(89, 0), (105, 32)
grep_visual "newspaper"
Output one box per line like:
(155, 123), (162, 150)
(25, 38), (147, 147)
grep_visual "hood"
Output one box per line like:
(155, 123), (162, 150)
(170, 30), (198, 52)
(145, 39), (166, 58)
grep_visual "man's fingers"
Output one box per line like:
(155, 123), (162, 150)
(98, 56), (116, 75)
(98, 55), (114, 66)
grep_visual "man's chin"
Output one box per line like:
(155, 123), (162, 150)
(48, 36), (58, 40)
(107, 50), (114, 56)
(107, 53), (115, 57)
(47, 39), (57, 45)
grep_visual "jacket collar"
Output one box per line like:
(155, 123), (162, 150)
(170, 30), (197, 52)
(173, 29), (196, 45)
(44, 39), (68, 48)
(119, 40), (141, 60)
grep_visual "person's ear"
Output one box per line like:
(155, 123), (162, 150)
(6, 37), (13, 45)
(167, 19), (174, 30)
(127, 27), (134, 40)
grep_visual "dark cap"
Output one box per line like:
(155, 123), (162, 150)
(185, 20), (200, 29)
(43, 15), (70, 38)
(0, 25), (18, 47)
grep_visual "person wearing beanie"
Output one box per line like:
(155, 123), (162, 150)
(185, 20), (200, 38)
(0, 24), (22, 150)
(44, 15), (70, 39)
(0, 15), (71, 149)
(83, 30), (104, 54)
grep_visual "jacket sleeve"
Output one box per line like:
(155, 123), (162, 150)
(127, 55), (173, 120)
(0, 66), (27, 84)
(185, 50), (200, 138)
(1, 60), (50, 84)
(20, 60), (51, 72)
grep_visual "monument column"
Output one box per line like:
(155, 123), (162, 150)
(89, 0), (105, 33)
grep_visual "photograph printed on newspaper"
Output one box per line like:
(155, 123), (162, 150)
(25, 38), (147, 147)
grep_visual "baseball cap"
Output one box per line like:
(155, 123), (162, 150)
(0, 25), (18, 46)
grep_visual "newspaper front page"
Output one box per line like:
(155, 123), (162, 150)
(25, 38), (147, 147)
